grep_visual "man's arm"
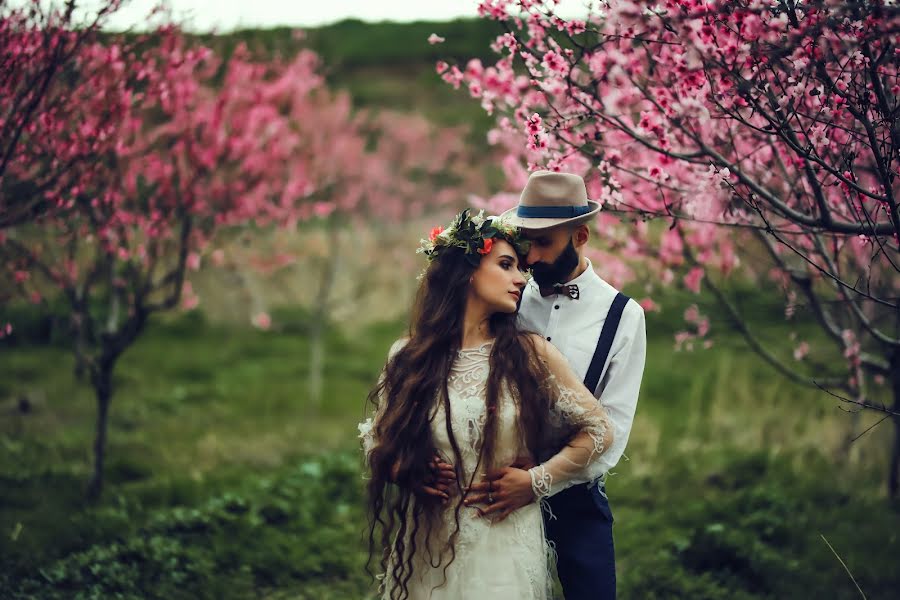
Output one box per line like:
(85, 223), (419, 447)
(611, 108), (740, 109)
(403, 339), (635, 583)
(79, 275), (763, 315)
(590, 301), (646, 473)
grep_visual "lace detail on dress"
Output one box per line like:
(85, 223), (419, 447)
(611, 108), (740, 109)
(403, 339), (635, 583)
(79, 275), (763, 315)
(447, 342), (492, 394)
(529, 465), (552, 498)
(443, 342), (493, 466)
(551, 380), (610, 457)
(358, 416), (376, 458)
(359, 386), (389, 462)
(528, 466), (555, 524)
(527, 374), (613, 500)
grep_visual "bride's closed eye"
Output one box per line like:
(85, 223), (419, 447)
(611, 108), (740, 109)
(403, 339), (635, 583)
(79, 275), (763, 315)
(498, 253), (518, 271)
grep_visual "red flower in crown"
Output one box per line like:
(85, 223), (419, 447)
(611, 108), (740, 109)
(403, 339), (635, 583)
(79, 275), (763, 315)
(429, 226), (444, 242)
(478, 237), (493, 255)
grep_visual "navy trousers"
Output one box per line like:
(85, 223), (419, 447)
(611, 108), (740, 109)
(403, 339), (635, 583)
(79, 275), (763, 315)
(544, 483), (616, 599)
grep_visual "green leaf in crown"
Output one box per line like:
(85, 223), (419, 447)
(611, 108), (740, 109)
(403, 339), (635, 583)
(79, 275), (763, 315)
(417, 209), (530, 267)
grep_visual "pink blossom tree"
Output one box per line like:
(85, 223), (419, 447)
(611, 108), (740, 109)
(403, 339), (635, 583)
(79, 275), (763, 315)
(446, 1), (900, 494)
(0, 13), (398, 497)
(0, 0), (123, 229)
(299, 109), (469, 407)
(200, 107), (473, 408)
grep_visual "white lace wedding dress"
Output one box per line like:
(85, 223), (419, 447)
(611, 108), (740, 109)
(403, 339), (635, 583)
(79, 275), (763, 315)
(359, 339), (613, 600)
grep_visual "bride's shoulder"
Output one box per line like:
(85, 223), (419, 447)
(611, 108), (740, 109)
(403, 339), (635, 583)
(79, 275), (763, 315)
(387, 337), (409, 359)
(521, 333), (564, 365)
(522, 332), (546, 351)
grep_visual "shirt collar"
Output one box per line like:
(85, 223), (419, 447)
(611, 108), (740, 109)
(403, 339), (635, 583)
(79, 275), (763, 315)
(568, 257), (602, 290)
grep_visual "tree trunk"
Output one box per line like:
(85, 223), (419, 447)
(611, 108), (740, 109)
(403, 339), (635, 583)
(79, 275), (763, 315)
(308, 228), (341, 408)
(309, 320), (326, 408)
(86, 361), (114, 501)
(888, 351), (900, 500)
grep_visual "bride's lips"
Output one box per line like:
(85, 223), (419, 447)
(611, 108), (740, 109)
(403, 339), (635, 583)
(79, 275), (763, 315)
(509, 291), (521, 301)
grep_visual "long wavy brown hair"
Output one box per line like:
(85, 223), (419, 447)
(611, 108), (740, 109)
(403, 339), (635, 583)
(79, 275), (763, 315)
(364, 240), (553, 600)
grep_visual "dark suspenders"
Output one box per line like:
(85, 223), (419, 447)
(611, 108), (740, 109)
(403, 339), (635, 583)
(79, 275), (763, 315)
(583, 292), (630, 396)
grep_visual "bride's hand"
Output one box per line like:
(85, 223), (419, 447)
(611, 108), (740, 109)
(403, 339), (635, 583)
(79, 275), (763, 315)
(464, 467), (535, 521)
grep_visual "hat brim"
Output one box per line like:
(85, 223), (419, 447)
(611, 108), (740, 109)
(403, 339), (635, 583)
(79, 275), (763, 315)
(499, 200), (602, 230)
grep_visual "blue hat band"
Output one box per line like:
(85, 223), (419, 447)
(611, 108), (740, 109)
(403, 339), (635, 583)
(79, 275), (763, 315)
(516, 204), (593, 219)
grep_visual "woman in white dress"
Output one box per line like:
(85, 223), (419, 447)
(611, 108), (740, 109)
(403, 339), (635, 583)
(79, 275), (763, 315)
(359, 210), (613, 600)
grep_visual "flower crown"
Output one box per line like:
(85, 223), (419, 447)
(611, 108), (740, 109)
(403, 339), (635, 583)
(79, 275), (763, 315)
(417, 209), (530, 267)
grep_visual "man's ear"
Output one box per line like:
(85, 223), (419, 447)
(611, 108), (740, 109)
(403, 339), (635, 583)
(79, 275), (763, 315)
(571, 224), (590, 247)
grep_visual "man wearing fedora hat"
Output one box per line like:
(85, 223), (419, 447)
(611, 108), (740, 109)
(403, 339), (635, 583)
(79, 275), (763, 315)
(466, 170), (647, 599)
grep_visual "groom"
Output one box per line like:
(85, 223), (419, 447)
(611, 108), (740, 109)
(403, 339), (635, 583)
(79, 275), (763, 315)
(464, 170), (646, 599)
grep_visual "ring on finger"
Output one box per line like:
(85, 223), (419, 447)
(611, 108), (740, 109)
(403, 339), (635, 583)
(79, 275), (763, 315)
(487, 493), (494, 504)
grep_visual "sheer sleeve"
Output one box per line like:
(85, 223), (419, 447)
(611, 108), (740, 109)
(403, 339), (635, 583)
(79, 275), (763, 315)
(527, 338), (615, 500)
(358, 338), (408, 459)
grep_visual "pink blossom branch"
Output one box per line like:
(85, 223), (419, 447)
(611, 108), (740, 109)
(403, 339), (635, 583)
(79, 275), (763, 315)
(682, 241), (848, 389)
(814, 381), (900, 418)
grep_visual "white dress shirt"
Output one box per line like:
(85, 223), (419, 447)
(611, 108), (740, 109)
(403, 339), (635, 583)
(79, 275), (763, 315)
(518, 258), (647, 474)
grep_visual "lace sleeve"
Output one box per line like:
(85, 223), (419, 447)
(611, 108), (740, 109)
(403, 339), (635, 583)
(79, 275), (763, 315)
(527, 339), (614, 500)
(358, 338), (408, 460)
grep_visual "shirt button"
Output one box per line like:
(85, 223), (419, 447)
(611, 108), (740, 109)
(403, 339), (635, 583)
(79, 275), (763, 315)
(546, 337), (551, 341)
(554, 305), (560, 309)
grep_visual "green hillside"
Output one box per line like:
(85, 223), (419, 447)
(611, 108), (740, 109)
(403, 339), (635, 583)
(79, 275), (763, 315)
(195, 19), (504, 141)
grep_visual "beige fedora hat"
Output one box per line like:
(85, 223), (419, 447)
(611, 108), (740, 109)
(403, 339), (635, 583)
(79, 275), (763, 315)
(499, 170), (601, 230)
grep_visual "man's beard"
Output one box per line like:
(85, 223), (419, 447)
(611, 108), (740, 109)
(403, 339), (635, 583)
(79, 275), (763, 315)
(531, 238), (580, 287)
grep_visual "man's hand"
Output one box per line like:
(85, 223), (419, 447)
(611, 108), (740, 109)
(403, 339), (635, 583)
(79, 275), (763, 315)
(419, 452), (456, 503)
(464, 466), (536, 521)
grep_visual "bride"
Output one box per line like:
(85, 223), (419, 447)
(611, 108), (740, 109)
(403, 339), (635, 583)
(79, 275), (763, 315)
(359, 210), (614, 600)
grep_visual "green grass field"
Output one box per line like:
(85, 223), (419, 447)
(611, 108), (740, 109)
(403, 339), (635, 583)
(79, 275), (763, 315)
(2, 293), (898, 599)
